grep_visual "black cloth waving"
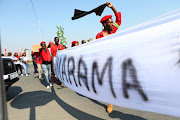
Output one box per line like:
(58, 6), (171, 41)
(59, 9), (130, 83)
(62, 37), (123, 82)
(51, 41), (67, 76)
(72, 3), (107, 20)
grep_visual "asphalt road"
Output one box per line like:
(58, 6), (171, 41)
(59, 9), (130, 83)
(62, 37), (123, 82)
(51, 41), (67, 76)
(6, 64), (180, 120)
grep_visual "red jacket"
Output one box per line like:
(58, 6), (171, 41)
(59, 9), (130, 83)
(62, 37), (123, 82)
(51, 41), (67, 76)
(96, 12), (121, 39)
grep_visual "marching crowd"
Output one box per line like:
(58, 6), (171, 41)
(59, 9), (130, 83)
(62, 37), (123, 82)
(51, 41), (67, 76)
(3, 2), (121, 114)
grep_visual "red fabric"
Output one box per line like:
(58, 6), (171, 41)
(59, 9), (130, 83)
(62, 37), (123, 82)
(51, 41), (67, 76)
(72, 41), (77, 45)
(96, 12), (121, 39)
(39, 48), (51, 61)
(40, 41), (46, 45)
(51, 44), (64, 57)
(32, 52), (42, 64)
(49, 41), (54, 45)
(100, 15), (112, 23)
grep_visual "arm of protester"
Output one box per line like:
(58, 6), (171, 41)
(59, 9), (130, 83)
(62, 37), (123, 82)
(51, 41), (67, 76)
(106, 2), (118, 14)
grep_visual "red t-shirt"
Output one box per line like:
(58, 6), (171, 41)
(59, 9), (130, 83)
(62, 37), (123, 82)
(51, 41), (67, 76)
(96, 12), (121, 39)
(39, 48), (51, 62)
(51, 44), (64, 57)
(32, 52), (42, 64)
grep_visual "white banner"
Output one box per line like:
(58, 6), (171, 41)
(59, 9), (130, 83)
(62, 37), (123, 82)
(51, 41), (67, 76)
(54, 9), (180, 117)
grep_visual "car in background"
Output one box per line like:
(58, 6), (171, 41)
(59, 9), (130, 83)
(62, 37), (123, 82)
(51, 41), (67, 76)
(2, 57), (19, 91)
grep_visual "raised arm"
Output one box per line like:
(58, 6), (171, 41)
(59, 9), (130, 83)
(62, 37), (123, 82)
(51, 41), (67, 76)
(106, 2), (118, 14)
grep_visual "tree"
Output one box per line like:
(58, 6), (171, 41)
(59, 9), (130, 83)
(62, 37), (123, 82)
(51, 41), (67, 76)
(56, 25), (67, 45)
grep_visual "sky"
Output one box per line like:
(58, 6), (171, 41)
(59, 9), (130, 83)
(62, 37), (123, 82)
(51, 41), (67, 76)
(0, 0), (180, 54)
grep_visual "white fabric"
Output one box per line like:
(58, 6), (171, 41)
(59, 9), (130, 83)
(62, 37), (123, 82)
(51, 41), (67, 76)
(12, 56), (20, 64)
(54, 9), (180, 117)
(20, 56), (28, 62)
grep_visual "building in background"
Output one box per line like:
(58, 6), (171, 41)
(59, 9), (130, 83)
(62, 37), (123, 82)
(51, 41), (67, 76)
(24, 49), (32, 61)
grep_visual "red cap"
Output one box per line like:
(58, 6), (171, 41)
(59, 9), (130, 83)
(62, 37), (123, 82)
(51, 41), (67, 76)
(72, 41), (77, 45)
(49, 41), (54, 45)
(40, 41), (46, 45)
(100, 15), (112, 23)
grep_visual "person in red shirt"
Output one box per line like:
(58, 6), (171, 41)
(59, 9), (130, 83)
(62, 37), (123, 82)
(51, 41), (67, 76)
(51, 37), (64, 84)
(96, 2), (121, 39)
(39, 41), (52, 89)
(32, 51), (42, 80)
(96, 2), (121, 114)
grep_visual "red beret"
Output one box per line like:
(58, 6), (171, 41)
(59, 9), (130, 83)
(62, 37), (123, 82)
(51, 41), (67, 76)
(100, 15), (112, 23)
(40, 41), (46, 45)
(49, 41), (54, 45)
(72, 41), (77, 45)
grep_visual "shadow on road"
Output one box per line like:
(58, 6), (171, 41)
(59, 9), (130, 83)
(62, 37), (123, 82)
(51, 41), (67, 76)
(74, 91), (146, 120)
(6, 86), (22, 101)
(109, 111), (147, 120)
(10, 86), (105, 120)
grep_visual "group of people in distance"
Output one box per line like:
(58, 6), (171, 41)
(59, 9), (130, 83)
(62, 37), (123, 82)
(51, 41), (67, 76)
(7, 52), (29, 76)
(33, 1), (120, 114)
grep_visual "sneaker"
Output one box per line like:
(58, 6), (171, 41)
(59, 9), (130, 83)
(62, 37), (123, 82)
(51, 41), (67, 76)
(21, 74), (23, 76)
(47, 86), (50, 89)
(26, 74), (29, 77)
(107, 104), (113, 114)
(50, 83), (53, 87)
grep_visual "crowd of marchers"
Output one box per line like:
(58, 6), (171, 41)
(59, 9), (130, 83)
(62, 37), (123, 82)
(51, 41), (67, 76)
(2, 2), (121, 114)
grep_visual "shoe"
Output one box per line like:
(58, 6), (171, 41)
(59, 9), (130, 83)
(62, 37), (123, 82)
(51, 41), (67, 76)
(21, 74), (23, 76)
(47, 86), (50, 89)
(50, 83), (53, 87)
(26, 74), (29, 77)
(107, 104), (113, 114)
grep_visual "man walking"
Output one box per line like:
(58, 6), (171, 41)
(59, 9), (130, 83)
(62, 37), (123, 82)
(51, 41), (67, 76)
(96, 2), (121, 114)
(39, 41), (52, 89)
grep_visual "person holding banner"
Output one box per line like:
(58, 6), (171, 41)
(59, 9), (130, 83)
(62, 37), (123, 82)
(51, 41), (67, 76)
(96, 2), (121, 39)
(39, 41), (52, 89)
(96, 2), (121, 114)
(51, 37), (64, 84)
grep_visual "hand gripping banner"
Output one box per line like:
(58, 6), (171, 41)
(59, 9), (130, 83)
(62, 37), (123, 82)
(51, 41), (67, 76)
(54, 9), (180, 117)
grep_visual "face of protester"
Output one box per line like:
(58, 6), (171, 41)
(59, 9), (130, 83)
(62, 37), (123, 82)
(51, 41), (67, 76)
(42, 43), (46, 49)
(50, 43), (53, 47)
(14, 53), (18, 56)
(54, 38), (59, 44)
(104, 18), (113, 31)
(8, 52), (12, 56)
(82, 40), (86, 44)
(23, 54), (26, 56)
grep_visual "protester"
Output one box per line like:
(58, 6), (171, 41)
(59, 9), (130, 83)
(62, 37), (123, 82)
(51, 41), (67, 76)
(8, 52), (12, 57)
(81, 40), (86, 44)
(96, 2), (121, 114)
(31, 51), (38, 74)
(71, 41), (78, 47)
(51, 37), (64, 84)
(32, 51), (42, 80)
(13, 52), (23, 76)
(63, 45), (68, 49)
(76, 41), (79, 46)
(48, 41), (54, 53)
(21, 53), (29, 76)
(96, 2), (121, 39)
(39, 41), (52, 89)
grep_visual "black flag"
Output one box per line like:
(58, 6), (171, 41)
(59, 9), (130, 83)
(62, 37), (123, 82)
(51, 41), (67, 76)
(72, 4), (107, 20)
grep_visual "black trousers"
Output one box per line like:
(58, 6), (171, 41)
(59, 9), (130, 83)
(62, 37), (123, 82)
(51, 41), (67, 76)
(15, 64), (22, 74)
